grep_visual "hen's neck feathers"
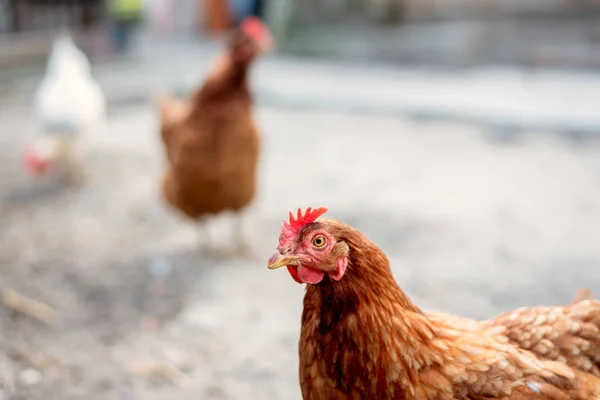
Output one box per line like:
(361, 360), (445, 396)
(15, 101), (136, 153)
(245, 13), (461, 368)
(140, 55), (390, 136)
(194, 52), (251, 103)
(301, 223), (448, 395)
(305, 222), (422, 322)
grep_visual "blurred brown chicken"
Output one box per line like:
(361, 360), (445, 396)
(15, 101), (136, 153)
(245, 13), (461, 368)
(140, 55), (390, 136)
(158, 17), (273, 255)
(267, 207), (600, 399)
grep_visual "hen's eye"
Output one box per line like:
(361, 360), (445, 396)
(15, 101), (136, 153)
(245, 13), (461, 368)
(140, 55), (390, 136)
(312, 236), (326, 248)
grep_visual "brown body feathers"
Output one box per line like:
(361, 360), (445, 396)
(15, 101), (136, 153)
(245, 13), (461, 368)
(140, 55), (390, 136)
(482, 290), (600, 378)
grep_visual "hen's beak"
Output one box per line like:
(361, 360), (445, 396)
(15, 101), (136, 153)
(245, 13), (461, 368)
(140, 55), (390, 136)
(267, 252), (297, 270)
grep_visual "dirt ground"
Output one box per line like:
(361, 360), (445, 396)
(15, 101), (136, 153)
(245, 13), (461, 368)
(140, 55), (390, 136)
(1, 98), (600, 399)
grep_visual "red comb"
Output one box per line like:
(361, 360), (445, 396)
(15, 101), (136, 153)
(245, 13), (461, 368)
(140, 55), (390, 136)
(240, 16), (268, 40)
(282, 207), (328, 235)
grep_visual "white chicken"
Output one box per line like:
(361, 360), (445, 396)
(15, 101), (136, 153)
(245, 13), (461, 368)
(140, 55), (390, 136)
(23, 33), (106, 185)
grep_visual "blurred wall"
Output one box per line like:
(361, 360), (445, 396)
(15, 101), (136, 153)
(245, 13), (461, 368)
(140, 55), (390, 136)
(144, 0), (200, 36)
(266, 0), (600, 68)
(0, 0), (109, 68)
(404, 0), (595, 19)
(266, 0), (599, 26)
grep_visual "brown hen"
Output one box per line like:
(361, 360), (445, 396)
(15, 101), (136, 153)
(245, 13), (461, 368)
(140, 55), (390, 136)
(267, 207), (600, 399)
(158, 17), (273, 255)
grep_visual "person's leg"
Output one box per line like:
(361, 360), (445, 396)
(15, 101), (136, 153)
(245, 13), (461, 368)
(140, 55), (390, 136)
(121, 19), (133, 52)
(252, 0), (264, 18)
(121, 17), (142, 53)
(110, 19), (127, 53)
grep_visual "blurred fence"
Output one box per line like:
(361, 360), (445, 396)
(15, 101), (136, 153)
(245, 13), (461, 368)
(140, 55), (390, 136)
(0, 0), (105, 33)
(268, 0), (600, 26)
(0, 0), (110, 68)
(267, 0), (600, 68)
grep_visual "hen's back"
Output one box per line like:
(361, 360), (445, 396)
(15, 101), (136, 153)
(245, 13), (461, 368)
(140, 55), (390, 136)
(482, 297), (600, 378)
(428, 292), (600, 379)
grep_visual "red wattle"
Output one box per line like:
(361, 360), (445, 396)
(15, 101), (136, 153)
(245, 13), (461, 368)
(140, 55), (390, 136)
(298, 265), (325, 284)
(287, 266), (303, 284)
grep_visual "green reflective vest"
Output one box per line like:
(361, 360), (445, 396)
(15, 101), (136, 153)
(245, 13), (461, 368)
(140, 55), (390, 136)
(108, 0), (143, 19)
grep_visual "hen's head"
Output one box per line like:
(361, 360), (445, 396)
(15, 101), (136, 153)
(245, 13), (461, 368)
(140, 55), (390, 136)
(267, 207), (351, 284)
(229, 17), (274, 63)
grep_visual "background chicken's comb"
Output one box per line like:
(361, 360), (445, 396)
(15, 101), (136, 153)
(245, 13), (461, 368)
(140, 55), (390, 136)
(284, 207), (328, 234)
(240, 16), (268, 40)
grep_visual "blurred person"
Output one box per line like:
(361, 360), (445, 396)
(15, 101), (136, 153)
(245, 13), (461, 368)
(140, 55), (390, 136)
(251, 0), (265, 19)
(229, 0), (264, 24)
(108, 0), (144, 53)
(205, 0), (231, 34)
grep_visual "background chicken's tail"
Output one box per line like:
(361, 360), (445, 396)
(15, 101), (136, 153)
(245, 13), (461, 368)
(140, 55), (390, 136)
(155, 90), (189, 128)
(154, 91), (172, 113)
(154, 81), (189, 108)
(155, 91), (175, 122)
(571, 288), (594, 304)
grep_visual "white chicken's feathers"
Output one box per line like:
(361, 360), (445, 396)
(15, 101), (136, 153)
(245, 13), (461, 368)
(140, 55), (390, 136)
(34, 34), (106, 136)
(45, 34), (92, 76)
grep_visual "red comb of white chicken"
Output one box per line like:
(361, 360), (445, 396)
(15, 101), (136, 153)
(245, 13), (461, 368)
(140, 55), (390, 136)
(22, 136), (65, 177)
(23, 147), (52, 176)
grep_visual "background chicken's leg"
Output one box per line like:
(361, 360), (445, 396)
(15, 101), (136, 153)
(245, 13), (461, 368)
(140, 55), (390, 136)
(63, 142), (88, 187)
(233, 210), (256, 259)
(197, 216), (230, 260)
(196, 218), (213, 252)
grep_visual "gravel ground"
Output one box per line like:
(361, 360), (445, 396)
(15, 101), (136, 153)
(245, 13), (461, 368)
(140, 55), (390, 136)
(1, 99), (600, 399)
